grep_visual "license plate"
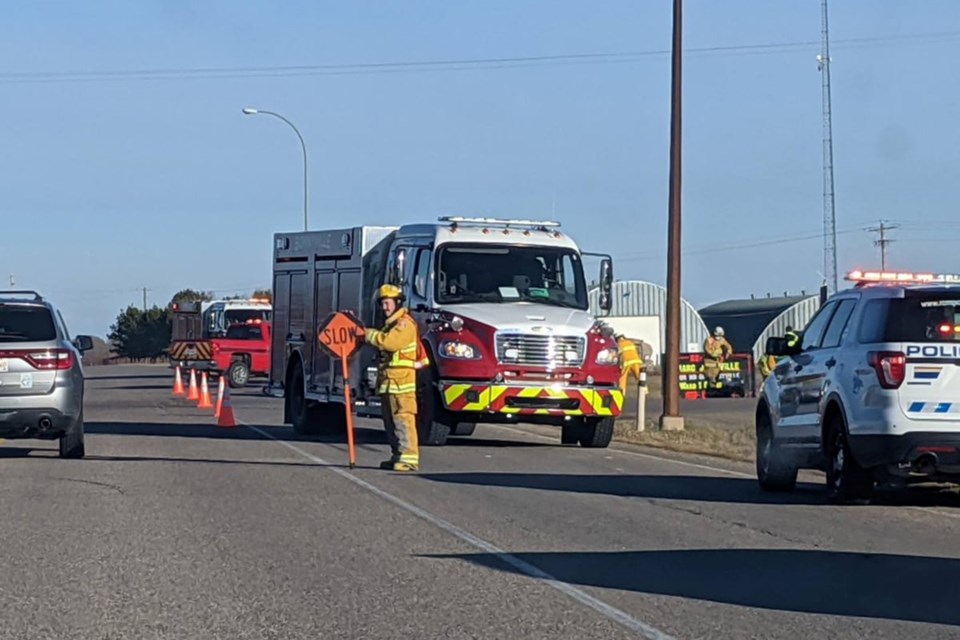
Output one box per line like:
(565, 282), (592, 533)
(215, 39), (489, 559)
(0, 359), (7, 373)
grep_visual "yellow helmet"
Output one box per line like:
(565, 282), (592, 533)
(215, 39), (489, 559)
(376, 283), (404, 301)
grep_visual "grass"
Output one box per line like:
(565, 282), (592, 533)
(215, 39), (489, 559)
(612, 420), (756, 463)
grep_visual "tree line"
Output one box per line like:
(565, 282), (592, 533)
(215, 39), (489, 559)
(107, 288), (271, 361)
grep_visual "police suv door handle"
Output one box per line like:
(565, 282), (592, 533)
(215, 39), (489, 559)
(825, 357), (837, 368)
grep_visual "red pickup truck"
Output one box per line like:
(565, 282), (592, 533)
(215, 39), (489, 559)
(212, 321), (271, 388)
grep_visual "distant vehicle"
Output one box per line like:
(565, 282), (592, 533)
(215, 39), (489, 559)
(211, 321), (271, 388)
(169, 298), (271, 372)
(0, 290), (94, 458)
(756, 270), (960, 503)
(267, 217), (622, 448)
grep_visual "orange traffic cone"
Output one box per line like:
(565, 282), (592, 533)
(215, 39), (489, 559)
(187, 369), (199, 401)
(217, 384), (236, 428)
(172, 366), (185, 397)
(197, 371), (213, 409)
(214, 375), (225, 418)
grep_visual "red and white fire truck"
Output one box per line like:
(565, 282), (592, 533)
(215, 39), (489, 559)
(169, 298), (272, 372)
(266, 217), (621, 447)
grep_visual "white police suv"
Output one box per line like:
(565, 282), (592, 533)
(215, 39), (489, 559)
(756, 270), (960, 503)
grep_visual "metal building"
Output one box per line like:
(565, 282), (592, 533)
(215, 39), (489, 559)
(588, 280), (710, 362)
(698, 294), (821, 364)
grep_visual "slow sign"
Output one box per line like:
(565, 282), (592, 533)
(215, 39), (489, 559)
(318, 312), (363, 359)
(316, 311), (364, 468)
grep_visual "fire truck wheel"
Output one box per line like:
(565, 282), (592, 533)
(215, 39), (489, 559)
(451, 422), (476, 437)
(289, 365), (321, 436)
(578, 417), (615, 448)
(227, 360), (250, 388)
(416, 366), (451, 446)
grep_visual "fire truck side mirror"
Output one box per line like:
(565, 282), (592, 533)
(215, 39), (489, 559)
(392, 248), (407, 286)
(599, 258), (613, 312)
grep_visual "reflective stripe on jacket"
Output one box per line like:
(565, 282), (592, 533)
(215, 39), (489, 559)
(365, 308), (426, 395)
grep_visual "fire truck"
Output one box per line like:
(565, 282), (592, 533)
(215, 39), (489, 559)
(169, 298), (272, 371)
(266, 217), (622, 448)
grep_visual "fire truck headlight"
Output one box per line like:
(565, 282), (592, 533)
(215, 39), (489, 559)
(595, 348), (619, 365)
(439, 341), (481, 360)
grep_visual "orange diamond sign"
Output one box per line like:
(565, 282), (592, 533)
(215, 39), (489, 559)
(318, 312), (363, 359)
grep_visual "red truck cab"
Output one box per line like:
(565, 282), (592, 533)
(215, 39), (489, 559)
(211, 321), (271, 388)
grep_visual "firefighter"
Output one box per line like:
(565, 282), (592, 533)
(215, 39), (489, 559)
(356, 284), (428, 472)
(756, 351), (777, 382)
(616, 334), (643, 395)
(703, 326), (733, 390)
(784, 325), (800, 349)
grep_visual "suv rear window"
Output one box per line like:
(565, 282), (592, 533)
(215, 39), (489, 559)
(859, 294), (960, 343)
(0, 304), (57, 342)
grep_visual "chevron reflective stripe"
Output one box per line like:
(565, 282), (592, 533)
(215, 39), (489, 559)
(170, 341), (212, 360)
(439, 383), (624, 417)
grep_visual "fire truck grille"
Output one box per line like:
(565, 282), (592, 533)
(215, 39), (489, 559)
(495, 334), (586, 368)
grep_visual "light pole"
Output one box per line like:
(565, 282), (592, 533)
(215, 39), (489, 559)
(242, 107), (309, 231)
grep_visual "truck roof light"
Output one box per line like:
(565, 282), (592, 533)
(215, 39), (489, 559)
(845, 270), (960, 286)
(439, 216), (561, 231)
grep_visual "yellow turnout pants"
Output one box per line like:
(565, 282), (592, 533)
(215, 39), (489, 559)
(619, 364), (643, 395)
(381, 393), (419, 467)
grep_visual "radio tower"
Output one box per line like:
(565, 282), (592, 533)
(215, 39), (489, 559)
(818, 0), (838, 294)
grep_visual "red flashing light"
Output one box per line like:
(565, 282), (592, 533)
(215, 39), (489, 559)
(846, 270), (960, 285)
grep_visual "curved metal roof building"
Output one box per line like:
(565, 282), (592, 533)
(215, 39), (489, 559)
(589, 280), (710, 354)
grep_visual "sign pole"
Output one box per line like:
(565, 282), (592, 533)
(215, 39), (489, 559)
(317, 311), (364, 470)
(341, 353), (357, 469)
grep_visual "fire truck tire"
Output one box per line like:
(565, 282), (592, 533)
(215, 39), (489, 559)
(451, 422), (477, 437)
(416, 366), (451, 446)
(227, 360), (250, 388)
(289, 365), (322, 436)
(578, 417), (615, 448)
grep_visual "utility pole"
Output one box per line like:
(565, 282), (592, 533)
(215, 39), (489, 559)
(819, 0), (839, 295)
(660, 0), (684, 432)
(8, 275), (14, 288)
(867, 220), (898, 271)
(142, 287), (150, 312)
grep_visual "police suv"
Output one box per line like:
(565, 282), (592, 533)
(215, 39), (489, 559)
(756, 270), (960, 503)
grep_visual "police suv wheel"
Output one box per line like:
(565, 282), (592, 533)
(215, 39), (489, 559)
(59, 412), (85, 460)
(756, 411), (797, 492)
(825, 416), (873, 504)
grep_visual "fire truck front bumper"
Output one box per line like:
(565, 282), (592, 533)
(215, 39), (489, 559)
(439, 382), (623, 418)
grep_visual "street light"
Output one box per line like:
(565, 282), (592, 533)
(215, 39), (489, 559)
(242, 107), (309, 231)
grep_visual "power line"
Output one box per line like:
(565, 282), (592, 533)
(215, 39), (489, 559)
(1, 31), (958, 85)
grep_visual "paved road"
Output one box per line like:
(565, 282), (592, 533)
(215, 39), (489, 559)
(2, 365), (959, 639)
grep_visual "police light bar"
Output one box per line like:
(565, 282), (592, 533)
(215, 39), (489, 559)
(845, 270), (960, 286)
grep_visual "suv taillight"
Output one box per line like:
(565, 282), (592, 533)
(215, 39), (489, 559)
(868, 351), (906, 389)
(0, 349), (75, 370)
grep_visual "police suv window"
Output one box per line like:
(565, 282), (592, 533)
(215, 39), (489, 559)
(869, 293), (960, 343)
(820, 299), (857, 349)
(800, 300), (838, 351)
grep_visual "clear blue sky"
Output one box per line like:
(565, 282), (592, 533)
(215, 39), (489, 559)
(2, 1), (959, 337)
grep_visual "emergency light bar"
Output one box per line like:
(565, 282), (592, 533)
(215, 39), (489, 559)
(439, 216), (561, 229)
(845, 270), (960, 286)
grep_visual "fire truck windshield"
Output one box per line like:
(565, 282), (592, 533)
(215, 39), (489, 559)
(435, 243), (588, 310)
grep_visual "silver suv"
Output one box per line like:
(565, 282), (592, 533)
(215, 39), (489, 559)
(0, 291), (93, 458)
(756, 271), (960, 503)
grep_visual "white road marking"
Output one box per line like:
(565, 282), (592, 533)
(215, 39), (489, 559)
(246, 423), (674, 640)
